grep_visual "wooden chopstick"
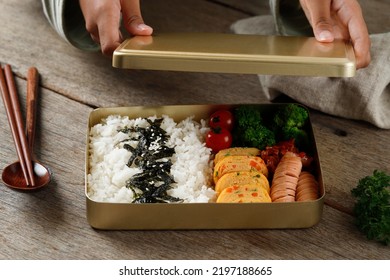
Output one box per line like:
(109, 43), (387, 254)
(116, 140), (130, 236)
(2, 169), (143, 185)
(0, 66), (30, 185)
(26, 67), (39, 151)
(0, 65), (35, 186)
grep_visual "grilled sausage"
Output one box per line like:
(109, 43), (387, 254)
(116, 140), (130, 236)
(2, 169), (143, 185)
(295, 171), (319, 201)
(270, 152), (302, 202)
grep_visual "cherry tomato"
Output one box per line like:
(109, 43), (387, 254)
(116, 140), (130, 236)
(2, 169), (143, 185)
(206, 127), (232, 153)
(209, 110), (234, 131)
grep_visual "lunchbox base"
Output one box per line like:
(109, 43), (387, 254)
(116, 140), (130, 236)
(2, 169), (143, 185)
(85, 104), (325, 230)
(86, 198), (324, 230)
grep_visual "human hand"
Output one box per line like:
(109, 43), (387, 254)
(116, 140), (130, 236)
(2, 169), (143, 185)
(299, 0), (371, 69)
(79, 0), (153, 56)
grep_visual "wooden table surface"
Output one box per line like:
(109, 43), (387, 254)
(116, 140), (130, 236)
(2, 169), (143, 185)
(0, 0), (389, 259)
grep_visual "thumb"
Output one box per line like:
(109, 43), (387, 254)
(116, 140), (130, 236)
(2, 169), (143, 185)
(301, 0), (334, 42)
(121, 0), (153, 36)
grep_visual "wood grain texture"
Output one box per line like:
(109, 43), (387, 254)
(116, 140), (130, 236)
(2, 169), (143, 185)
(310, 112), (390, 213)
(0, 0), (389, 260)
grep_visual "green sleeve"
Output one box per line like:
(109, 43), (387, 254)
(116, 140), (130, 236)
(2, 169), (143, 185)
(41, 0), (100, 51)
(269, 0), (313, 36)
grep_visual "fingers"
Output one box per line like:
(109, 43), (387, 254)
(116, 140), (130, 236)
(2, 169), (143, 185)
(96, 6), (123, 55)
(80, 0), (122, 56)
(300, 0), (371, 68)
(300, 0), (334, 42)
(121, 0), (153, 36)
(334, 0), (371, 68)
(350, 23), (371, 69)
(80, 0), (153, 56)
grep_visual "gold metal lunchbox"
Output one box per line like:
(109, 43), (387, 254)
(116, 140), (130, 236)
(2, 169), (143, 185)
(85, 104), (325, 230)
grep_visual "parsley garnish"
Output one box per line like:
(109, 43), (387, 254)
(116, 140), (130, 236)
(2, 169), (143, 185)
(351, 170), (390, 245)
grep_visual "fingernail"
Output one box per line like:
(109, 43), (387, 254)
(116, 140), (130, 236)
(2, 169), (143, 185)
(136, 23), (151, 31)
(318, 30), (333, 41)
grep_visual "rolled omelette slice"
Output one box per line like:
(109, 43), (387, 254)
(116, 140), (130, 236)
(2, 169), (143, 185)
(213, 155), (268, 184)
(216, 184), (272, 203)
(215, 170), (270, 194)
(214, 147), (261, 166)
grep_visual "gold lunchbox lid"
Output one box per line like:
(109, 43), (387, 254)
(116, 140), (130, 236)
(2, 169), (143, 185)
(113, 32), (356, 77)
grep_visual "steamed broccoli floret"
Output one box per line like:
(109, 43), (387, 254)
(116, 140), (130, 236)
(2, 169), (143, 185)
(273, 104), (309, 149)
(282, 126), (309, 149)
(274, 104), (309, 129)
(233, 106), (276, 149)
(232, 104), (311, 150)
(241, 125), (276, 149)
(235, 105), (262, 128)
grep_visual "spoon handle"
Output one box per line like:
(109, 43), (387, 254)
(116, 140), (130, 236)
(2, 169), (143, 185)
(0, 66), (30, 185)
(26, 67), (39, 151)
(3, 65), (35, 186)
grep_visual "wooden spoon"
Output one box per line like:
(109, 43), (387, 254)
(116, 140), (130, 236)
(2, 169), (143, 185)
(2, 67), (51, 190)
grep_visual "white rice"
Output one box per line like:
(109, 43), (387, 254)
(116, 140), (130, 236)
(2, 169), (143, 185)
(87, 115), (216, 203)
